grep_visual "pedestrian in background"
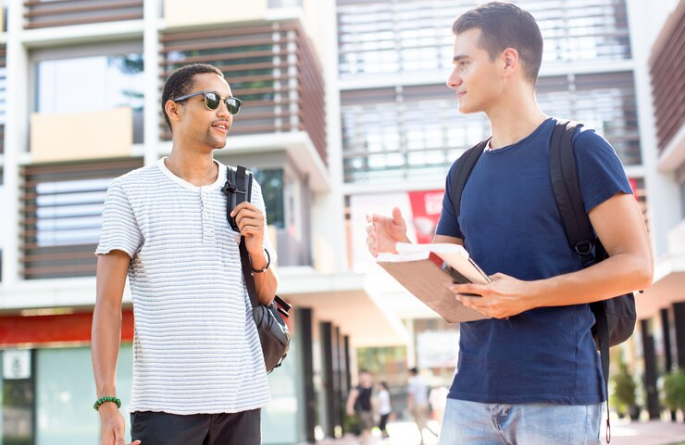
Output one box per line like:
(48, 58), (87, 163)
(407, 367), (431, 445)
(346, 369), (375, 445)
(376, 381), (392, 440)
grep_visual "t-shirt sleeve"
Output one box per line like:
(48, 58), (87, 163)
(436, 160), (463, 239)
(251, 179), (278, 264)
(573, 127), (633, 213)
(95, 181), (143, 258)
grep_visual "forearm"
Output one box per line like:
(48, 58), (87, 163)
(529, 252), (652, 308)
(250, 249), (278, 305)
(91, 300), (123, 398)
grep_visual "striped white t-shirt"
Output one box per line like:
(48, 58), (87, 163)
(96, 157), (274, 415)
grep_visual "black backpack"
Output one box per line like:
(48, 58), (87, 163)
(222, 165), (291, 373)
(450, 120), (637, 441)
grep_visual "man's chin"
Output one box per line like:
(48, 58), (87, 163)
(205, 135), (228, 149)
(458, 102), (476, 114)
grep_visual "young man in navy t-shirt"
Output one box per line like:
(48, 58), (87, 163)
(365, 2), (653, 444)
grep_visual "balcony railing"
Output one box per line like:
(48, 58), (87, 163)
(159, 21), (327, 165)
(23, 0), (143, 30)
(19, 158), (143, 279)
(649, 1), (685, 153)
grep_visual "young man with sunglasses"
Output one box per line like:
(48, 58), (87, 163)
(92, 63), (277, 445)
(366, 2), (652, 444)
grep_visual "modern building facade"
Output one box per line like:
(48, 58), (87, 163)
(0, 0), (683, 443)
(0, 1), (405, 444)
(337, 0), (684, 417)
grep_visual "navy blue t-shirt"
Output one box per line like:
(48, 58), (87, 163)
(436, 117), (632, 405)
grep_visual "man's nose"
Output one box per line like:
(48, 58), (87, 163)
(216, 100), (231, 119)
(447, 70), (461, 89)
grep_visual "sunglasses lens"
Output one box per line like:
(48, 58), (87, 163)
(226, 98), (241, 115)
(204, 93), (220, 110)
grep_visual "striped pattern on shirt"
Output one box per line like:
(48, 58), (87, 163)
(96, 158), (274, 414)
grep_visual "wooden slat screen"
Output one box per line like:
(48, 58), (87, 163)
(159, 22), (327, 165)
(337, 0), (631, 77)
(341, 72), (640, 184)
(23, 0), (143, 30)
(20, 158), (143, 279)
(630, 176), (650, 238)
(0, 46), (5, 155)
(649, 2), (685, 152)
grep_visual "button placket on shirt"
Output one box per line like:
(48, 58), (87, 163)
(200, 188), (214, 244)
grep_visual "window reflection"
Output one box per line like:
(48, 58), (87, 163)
(341, 71), (640, 184)
(252, 169), (285, 229)
(36, 54), (145, 143)
(338, 0), (631, 77)
(32, 178), (111, 247)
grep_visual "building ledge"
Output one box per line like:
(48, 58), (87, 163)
(19, 20), (144, 48)
(159, 131), (330, 192)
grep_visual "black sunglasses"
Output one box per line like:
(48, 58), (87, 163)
(173, 90), (243, 115)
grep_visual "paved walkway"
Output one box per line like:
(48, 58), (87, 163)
(309, 420), (685, 445)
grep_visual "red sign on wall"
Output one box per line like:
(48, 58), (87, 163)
(408, 190), (445, 244)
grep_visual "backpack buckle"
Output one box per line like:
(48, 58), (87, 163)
(574, 240), (593, 256)
(574, 240), (595, 267)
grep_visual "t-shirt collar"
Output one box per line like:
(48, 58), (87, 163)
(157, 157), (226, 192)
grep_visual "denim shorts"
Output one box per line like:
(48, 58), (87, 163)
(438, 398), (603, 445)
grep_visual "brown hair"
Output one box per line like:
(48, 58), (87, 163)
(452, 2), (543, 85)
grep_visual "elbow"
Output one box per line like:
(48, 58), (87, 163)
(635, 256), (654, 291)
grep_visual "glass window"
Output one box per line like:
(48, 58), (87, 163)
(253, 168), (285, 229)
(21, 159), (143, 279)
(34, 178), (110, 247)
(36, 54), (145, 143)
(36, 345), (133, 445)
(263, 331), (302, 444)
(337, 0), (631, 78)
(341, 71), (640, 184)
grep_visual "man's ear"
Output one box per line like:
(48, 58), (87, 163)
(165, 99), (182, 125)
(501, 48), (519, 77)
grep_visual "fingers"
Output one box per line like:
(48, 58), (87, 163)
(237, 223), (263, 237)
(229, 202), (259, 218)
(366, 212), (393, 225)
(449, 283), (486, 295)
(367, 233), (379, 257)
(234, 209), (264, 228)
(128, 441), (142, 445)
(391, 207), (404, 225)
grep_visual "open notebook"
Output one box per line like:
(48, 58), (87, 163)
(376, 243), (491, 323)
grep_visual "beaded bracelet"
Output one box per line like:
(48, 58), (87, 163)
(93, 396), (122, 411)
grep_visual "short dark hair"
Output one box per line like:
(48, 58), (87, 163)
(161, 63), (225, 131)
(452, 2), (543, 85)
(409, 367), (418, 375)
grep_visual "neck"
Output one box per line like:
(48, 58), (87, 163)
(166, 141), (218, 187)
(485, 85), (548, 149)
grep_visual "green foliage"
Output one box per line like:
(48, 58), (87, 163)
(611, 360), (637, 415)
(662, 369), (685, 413)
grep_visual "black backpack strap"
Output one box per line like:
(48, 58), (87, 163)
(550, 120), (612, 441)
(223, 165), (260, 310)
(450, 139), (490, 220)
(549, 120), (595, 266)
